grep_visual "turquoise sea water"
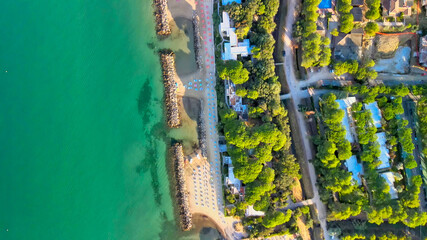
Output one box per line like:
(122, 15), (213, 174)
(0, 1), (187, 239)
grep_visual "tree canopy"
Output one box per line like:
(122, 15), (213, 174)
(218, 60), (250, 85)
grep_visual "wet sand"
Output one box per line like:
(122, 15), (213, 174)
(169, 97), (200, 154)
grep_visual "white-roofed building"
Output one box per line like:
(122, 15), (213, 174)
(219, 12), (232, 36)
(364, 102), (382, 128)
(219, 11), (253, 61)
(226, 166), (241, 194)
(336, 97), (357, 143)
(381, 172), (398, 199)
(223, 40), (253, 60)
(376, 132), (391, 170)
(345, 155), (364, 185)
(245, 205), (265, 217)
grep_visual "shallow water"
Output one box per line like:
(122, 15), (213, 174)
(0, 1), (179, 239)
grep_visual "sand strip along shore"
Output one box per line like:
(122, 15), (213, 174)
(172, 143), (193, 231)
(159, 50), (181, 128)
(153, 0), (171, 36)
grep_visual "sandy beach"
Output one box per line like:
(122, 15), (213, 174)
(158, 0), (240, 238)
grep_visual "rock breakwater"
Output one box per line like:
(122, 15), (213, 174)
(159, 50), (181, 128)
(192, 12), (203, 69)
(153, 0), (171, 36)
(172, 143), (193, 231)
(197, 109), (207, 158)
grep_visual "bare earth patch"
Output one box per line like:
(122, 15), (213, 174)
(292, 177), (303, 202)
(297, 217), (311, 240)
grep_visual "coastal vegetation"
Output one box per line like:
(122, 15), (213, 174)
(337, 0), (353, 33)
(333, 60), (377, 82)
(217, 0), (307, 238)
(296, 0), (331, 68)
(312, 88), (427, 230)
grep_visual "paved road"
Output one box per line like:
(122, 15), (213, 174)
(282, 0), (330, 238)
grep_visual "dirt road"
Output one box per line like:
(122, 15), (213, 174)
(282, 0), (330, 238)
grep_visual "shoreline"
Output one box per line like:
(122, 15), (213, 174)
(153, 0), (233, 238)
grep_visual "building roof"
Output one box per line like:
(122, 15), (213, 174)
(352, 0), (364, 5)
(222, 0), (242, 5)
(220, 11), (253, 60)
(382, 0), (413, 16)
(420, 36), (427, 67)
(219, 144), (227, 153)
(351, 7), (363, 22)
(381, 172), (399, 199)
(319, 0), (332, 9)
(364, 102), (382, 128)
(376, 132), (391, 169)
(222, 40), (253, 60)
(227, 166), (241, 189)
(334, 33), (363, 61)
(223, 156), (232, 165)
(336, 97), (357, 143)
(345, 155), (364, 185)
(245, 205), (265, 217)
(219, 12), (231, 36)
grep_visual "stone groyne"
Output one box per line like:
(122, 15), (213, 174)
(153, 0), (171, 36)
(197, 108), (207, 158)
(172, 143), (193, 231)
(192, 12), (203, 69)
(159, 50), (181, 128)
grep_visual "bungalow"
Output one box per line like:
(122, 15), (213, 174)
(381, 0), (413, 16)
(376, 132), (391, 170)
(336, 97), (357, 143)
(334, 32), (362, 61)
(364, 101), (383, 128)
(219, 12), (254, 61)
(381, 172), (399, 199)
(345, 155), (364, 185)
(350, 7), (363, 22)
